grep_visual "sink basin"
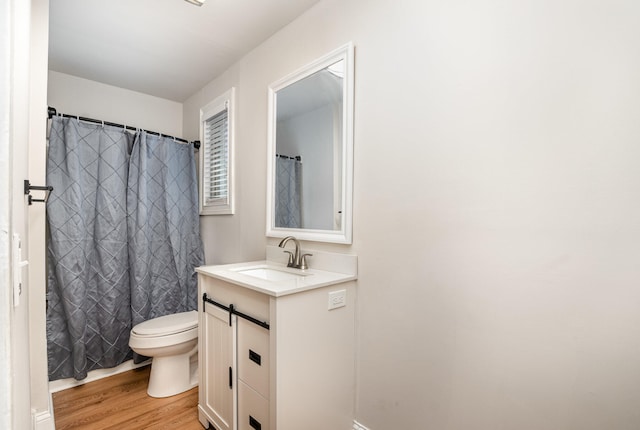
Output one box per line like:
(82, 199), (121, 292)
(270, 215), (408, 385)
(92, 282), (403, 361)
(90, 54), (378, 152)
(232, 266), (309, 282)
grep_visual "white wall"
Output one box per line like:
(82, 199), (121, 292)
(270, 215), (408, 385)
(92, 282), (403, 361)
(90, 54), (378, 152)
(183, 71), (268, 264)
(5, 0), (35, 428)
(185, 0), (640, 429)
(0, 1), (14, 427)
(48, 71), (183, 137)
(28, 0), (53, 427)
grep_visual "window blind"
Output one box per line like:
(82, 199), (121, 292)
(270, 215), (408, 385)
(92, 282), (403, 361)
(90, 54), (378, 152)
(203, 108), (229, 206)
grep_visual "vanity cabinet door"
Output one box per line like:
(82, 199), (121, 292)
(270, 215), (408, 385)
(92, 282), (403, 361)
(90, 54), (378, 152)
(201, 303), (236, 430)
(237, 318), (270, 399)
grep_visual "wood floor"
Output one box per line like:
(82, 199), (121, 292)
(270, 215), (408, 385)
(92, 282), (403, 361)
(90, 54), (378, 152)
(52, 366), (206, 430)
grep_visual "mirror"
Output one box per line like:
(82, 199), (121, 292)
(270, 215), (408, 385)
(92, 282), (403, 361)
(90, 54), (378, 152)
(266, 43), (354, 244)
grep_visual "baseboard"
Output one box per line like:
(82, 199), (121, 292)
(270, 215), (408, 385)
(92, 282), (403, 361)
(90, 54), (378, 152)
(48, 359), (151, 393)
(353, 420), (371, 430)
(32, 392), (55, 430)
(33, 409), (55, 430)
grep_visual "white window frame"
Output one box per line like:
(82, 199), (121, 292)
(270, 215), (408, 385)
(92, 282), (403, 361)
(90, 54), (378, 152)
(199, 87), (235, 215)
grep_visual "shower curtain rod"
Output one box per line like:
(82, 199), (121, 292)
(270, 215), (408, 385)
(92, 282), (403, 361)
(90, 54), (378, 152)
(47, 106), (201, 150)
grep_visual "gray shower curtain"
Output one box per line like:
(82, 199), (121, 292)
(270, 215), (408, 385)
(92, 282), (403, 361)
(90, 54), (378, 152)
(128, 131), (204, 326)
(47, 118), (204, 381)
(275, 156), (302, 228)
(47, 117), (134, 380)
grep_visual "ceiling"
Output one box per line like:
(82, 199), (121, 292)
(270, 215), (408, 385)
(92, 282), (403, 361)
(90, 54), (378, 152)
(48, 0), (321, 102)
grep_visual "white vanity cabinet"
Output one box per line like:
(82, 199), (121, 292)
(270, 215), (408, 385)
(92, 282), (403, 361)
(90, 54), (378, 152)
(196, 258), (356, 430)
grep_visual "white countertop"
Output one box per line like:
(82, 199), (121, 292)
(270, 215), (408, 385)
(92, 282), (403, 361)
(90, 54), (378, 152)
(196, 260), (357, 297)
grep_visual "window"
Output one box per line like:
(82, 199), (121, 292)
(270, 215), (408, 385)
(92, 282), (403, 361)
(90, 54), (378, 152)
(199, 88), (234, 215)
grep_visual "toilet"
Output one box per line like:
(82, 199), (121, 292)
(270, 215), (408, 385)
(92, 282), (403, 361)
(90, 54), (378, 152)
(129, 310), (199, 398)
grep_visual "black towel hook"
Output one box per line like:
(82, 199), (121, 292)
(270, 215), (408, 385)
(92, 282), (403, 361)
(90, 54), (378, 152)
(24, 180), (53, 205)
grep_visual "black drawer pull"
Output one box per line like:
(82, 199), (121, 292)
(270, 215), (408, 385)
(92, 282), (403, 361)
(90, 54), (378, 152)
(249, 349), (262, 366)
(249, 415), (262, 430)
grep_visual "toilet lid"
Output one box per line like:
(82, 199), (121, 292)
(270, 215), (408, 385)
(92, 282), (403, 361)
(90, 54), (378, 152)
(132, 310), (198, 336)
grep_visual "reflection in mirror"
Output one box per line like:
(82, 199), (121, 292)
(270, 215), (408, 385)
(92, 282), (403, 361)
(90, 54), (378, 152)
(275, 59), (344, 231)
(267, 44), (354, 244)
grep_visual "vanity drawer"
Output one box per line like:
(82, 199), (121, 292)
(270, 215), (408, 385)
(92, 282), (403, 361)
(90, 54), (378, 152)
(238, 380), (270, 430)
(238, 318), (270, 399)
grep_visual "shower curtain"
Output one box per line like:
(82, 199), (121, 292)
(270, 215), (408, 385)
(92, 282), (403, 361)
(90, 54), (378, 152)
(128, 131), (204, 326)
(275, 156), (302, 228)
(46, 117), (204, 381)
(47, 118), (134, 380)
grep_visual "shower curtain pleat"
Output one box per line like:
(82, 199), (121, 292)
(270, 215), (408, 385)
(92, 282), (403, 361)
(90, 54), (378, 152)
(47, 117), (134, 381)
(46, 119), (204, 381)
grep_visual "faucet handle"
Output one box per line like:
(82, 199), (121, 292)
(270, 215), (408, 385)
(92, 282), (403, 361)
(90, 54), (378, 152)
(283, 250), (295, 267)
(299, 253), (313, 270)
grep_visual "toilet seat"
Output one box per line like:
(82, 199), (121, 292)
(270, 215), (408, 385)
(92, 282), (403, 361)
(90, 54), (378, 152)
(132, 310), (198, 337)
(129, 310), (198, 350)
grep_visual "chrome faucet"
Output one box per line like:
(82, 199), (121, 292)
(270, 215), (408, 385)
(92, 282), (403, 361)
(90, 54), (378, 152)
(278, 236), (312, 270)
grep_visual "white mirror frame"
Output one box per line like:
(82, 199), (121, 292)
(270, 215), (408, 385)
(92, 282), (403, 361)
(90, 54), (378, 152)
(266, 43), (354, 244)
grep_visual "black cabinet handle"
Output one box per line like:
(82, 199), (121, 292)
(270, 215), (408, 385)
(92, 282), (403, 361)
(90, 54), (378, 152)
(228, 367), (233, 388)
(249, 349), (261, 366)
(249, 415), (262, 430)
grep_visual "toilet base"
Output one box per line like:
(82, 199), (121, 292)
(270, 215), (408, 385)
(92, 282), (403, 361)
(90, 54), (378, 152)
(147, 351), (198, 398)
